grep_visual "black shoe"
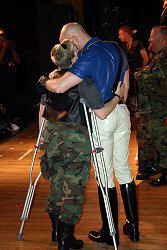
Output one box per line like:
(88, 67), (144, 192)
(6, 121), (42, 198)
(48, 213), (60, 242)
(149, 173), (167, 187)
(123, 221), (139, 241)
(120, 182), (139, 242)
(88, 228), (119, 246)
(58, 236), (84, 250)
(89, 228), (108, 243)
(136, 166), (159, 180)
(136, 172), (151, 180)
(58, 222), (84, 250)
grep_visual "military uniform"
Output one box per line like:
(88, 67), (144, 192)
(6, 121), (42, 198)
(39, 71), (105, 225)
(135, 48), (167, 174)
(41, 121), (90, 224)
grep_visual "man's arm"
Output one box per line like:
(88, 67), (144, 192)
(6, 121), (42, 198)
(122, 69), (129, 102)
(45, 71), (82, 93)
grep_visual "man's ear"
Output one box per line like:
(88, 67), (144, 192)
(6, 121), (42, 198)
(160, 37), (165, 46)
(71, 35), (80, 49)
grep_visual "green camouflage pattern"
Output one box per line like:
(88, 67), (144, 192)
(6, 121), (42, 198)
(40, 121), (91, 224)
(136, 114), (167, 170)
(135, 48), (167, 170)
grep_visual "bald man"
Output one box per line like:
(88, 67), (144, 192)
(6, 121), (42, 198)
(39, 22), (139, 248)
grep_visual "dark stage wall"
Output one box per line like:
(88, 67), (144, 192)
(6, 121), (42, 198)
(37, 4), (75, 74)
(0, 0), (162, 97)
(84, 0), (162, 45)
(0, 2), (76, 97)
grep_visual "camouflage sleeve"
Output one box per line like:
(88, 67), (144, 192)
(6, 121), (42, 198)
(135, 53), (167, 96)
(143, 65), (167, 96)
(40, 152), (50, 180)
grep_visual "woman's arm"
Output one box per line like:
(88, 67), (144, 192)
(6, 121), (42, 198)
(78, 79), (125, 120)
(94, 82), (125, 119)
(39, 103), (45, 131)
(140, 48), (149, 66)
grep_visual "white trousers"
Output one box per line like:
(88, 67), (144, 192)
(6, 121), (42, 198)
(92, 104), (133, 188)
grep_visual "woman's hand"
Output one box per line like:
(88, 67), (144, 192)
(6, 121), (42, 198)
(115, 81), (125, 99)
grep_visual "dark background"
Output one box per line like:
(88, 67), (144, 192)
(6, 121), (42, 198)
(0, 0), (162, 121)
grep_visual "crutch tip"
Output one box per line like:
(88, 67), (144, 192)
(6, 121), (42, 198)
(17, 233), (22, 241)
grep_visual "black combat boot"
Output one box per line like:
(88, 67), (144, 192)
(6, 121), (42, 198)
(120, 181), (139, 241)
(136, 157), (159, 180)
(89, 186), (119, 246)
(48, 212), (60, 242)
(149, 172), (167, 186)
(58, 221), (84, 250)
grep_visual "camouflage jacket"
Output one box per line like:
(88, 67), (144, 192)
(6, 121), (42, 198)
(135, 47), (167, 118)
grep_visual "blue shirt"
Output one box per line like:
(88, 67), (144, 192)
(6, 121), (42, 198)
(69, 37), (129, 102)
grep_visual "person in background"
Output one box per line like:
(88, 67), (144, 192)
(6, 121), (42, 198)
(118, 24), (150, 179)
(134, 26), (167, 185)
(160, 0), (167, 25)
(39, 22), (139, 247)
(38, 39), (125, 250)
(118, 25), (149, 127)
(0, 28), (20, 131)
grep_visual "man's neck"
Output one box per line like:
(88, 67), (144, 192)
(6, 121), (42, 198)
(79, 35), (92, 50)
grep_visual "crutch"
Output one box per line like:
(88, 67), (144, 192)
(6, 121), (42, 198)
(80, 98), (118, 250)
(17, 117), (46, 240)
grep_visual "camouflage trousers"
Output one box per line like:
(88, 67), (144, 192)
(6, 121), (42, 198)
(136, 113), (167, 172)
(40, 121), (91, 224)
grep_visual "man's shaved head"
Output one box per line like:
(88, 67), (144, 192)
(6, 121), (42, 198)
(59, 22), (91, 50)
(59, 23), (83, 42)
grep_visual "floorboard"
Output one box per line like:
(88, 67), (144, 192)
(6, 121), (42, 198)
(0, 121), (166, 250)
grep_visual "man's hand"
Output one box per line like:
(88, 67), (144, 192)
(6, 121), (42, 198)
(36, 73), (50, 95)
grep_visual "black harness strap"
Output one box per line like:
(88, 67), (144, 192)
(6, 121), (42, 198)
(111, 41), (123, 92)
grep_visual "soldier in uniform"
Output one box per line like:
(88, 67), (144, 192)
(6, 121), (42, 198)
(135, 26), (167, 185)
(38, 39), (125, 250)
(135, 73), (160, 180)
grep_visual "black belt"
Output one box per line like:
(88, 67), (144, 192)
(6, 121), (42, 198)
(104, 97), (124, 104)
(118, 99), (124, 104)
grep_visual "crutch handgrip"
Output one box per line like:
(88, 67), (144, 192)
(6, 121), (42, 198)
(91, 147), (104, 153)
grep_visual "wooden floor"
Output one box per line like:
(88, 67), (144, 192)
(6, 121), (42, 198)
(0, 121), (167, 250)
